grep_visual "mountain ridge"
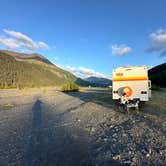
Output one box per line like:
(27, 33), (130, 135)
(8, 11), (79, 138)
(0, 50), (76, 88)
(148, 63), (166, 87)
(85, 76), (112, 87)
(0, 50), (54, 65)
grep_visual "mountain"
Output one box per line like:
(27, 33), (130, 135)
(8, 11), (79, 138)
(0, 50), (76, 88)
(148, 63), (166, 87)
(0, 50), (54, 65)
(85, 76), (112, 87)
(75, 78), (93, 87)
(75, 77), (103, 87)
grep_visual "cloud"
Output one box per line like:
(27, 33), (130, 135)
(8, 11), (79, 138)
(146, 28), (166, 57)
(0, 29), (49, 51)
(111, 44), (132, 56)
(64, 65), (110, 79)
(0, 37), (20, 49)
(148, 66), (154, 70)
(53, 56), (60, 61)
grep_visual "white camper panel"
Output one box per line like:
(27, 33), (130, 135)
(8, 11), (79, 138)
(113, 80), (149, 101)
(112, 66), (148, 78)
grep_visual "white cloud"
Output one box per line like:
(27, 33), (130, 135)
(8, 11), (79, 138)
(111, 44), (132, 56)
(37, 41), (49, 49)
(0, 37), (20, 49)
(0, 29), (49, 51)
(148, 66), (154, 70)
(146, 28), (166, 57)
(64, 65), (110, 79)
(53, 56), (60, 61)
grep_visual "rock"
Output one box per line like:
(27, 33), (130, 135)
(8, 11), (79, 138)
(112, 144), (116, 148)
(85, 127), (91, 132)
(110, 125), (114, 128)
(149, 148), (152, 154)
(146, 153), (150, 157)
(132, 157), (137, 163)
(124, 160), (131, 164)
(113, 154), (121, 160)
(98, 137), (102, 141)
(113, 138), (116, 142)
(112, 133), (117, 138)
(141, 149), (147, 155)
(91, 127), (95, 132)
(122, 133), (127, 137)
(130, 162), (136, 166)
(103, 138), (107, 142)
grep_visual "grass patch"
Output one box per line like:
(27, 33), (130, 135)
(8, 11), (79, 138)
(151, 84), (160, 91)
(141, 89), (166, 118)
(62, 82), (79, 92)
(43, 88), (48, 94)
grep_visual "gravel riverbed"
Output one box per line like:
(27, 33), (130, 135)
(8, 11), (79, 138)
(0, 88), (165, 166)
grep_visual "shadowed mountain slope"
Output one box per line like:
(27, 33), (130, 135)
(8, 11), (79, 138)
(85, 77), (112, 87)
(148, 63), (166, 87)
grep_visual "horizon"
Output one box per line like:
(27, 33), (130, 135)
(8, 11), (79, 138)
(1, 49), (161, 80)
(0, 0), (166, 78)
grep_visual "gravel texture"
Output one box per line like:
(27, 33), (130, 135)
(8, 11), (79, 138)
(0, 88), (165, 166)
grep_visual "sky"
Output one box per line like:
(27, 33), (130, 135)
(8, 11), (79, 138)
(0, 0), (166, 78)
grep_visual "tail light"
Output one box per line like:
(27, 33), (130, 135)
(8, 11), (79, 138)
(141, 91), (147, 94)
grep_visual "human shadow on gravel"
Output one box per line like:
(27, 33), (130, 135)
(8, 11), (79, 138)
(25, 99), (101, 166)
(26, 99), (43, 166)
(32, 100), (42, 130)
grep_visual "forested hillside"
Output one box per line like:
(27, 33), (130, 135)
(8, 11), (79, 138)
(0, 51), (76, 88)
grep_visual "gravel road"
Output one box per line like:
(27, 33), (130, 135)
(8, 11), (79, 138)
(0, 88), (165, 166)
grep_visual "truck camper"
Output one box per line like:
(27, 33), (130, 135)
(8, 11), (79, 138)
(112, 66), (151, 112)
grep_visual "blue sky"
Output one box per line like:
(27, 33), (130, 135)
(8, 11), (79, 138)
(0, 0), (166, 78)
